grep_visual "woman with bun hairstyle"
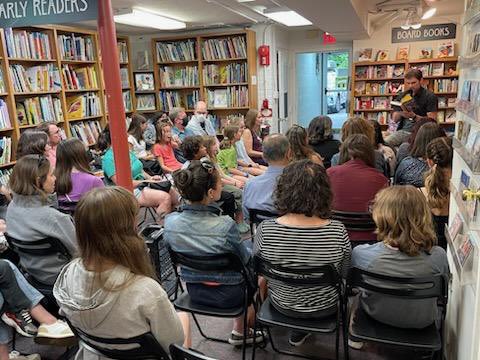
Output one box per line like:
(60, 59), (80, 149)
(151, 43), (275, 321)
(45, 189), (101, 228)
(164, 160), (262, 346)
(421, 137), (453, 250)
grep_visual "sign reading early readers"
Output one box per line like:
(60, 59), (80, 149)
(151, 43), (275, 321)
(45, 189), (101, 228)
(392, 23), (456, 43)
(0, 0), (98, 28)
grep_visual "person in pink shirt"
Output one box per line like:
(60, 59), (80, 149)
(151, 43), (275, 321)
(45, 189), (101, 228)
(153, 121), (182, 173)
(37, 122), (62, 168)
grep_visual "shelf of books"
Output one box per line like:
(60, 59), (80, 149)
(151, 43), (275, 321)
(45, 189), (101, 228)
(152, 30), (257, 131)
(444, 5), (480, 360)
(0, 25), (108, 172)
(352, 46), (459, 129)
(116, 36), (135, 114)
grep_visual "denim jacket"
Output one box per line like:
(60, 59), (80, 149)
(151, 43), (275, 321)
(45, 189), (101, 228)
(164, 204), (252, 285)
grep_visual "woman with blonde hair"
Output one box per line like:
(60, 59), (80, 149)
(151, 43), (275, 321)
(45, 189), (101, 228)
(54, 187), (190, 357)
(352, 185), (449, 329)
(421, 137), (453, 250)
(286, 125), (323, 165)
(330, 117), (388, 177)
(242, 109), (267, 165)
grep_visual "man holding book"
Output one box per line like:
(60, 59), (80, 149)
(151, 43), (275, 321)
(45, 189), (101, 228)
(386, 69), (438, 147)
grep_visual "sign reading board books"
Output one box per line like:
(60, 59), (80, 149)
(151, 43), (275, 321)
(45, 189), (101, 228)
(392, 23), (456, 43)
(0, 0), (98, 28)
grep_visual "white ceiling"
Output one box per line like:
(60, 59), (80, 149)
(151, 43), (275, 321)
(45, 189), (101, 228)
(70, 0), (465, 40)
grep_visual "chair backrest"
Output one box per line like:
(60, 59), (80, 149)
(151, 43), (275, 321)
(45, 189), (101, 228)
(67, 319), (169, 360)
(254, 255), (341, 287)
(348, 267), (448, 304)
(57, 199), (79, 216)
(331, 210), (376, 232)
(169, 344), (217, 360)
(248, 209), (278, 227)
(5, 233), (71, 259)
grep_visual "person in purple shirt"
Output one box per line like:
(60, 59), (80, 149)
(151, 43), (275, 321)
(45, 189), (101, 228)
(242, 134), (290, 221)
(55, 138), (104, 204)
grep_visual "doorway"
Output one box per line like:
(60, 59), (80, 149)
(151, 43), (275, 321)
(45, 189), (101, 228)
(295, 51), (350, 130)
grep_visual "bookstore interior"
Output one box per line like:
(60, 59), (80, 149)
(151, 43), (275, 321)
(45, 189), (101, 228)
(2, 0), (480, 359)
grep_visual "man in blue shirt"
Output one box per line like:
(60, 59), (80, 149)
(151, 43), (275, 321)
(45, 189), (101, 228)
(169, 107), (188, 143)
(242, 134), (291, 221)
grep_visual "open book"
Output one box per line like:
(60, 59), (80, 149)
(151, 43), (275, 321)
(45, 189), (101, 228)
(391, 93), (415, 112)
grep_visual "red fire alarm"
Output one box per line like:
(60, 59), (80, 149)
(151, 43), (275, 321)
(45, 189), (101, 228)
(258, 45), (270, 66)
(323, 32), (336, 45)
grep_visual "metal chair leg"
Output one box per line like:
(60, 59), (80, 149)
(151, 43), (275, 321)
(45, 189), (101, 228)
(191, 313), (229, 344)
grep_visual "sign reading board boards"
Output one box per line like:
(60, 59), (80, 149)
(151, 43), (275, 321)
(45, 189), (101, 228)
(392, 23), (456, 43)
(0, 0), (98, 28)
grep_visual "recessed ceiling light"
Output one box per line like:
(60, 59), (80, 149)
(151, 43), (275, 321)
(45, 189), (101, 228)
(237, 0), (256, 2)
(422, 7), (437, 19)
(263, 8), (312, 27)
(114, 8), (186, 30)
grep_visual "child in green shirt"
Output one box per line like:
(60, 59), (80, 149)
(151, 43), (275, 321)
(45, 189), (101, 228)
(217, 125), (249, 187)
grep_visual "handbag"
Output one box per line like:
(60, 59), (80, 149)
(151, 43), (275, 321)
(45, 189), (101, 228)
(140, 159), (163, 176)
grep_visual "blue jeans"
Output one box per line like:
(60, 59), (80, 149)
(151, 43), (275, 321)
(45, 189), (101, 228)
(0, 261), (44, 344)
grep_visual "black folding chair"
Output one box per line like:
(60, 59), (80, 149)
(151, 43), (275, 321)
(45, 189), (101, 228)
(66, 318), (169, 360)
(168, 246), (254, 360)
(331, 210), (376, 246)
(138, 206), (158, 228)
(252, 255), (347, 360)
(169, 344), (218, 360)
(248, 209), (278, 238)
(57, 199), (79, 216)
(347, 267), (449, 360)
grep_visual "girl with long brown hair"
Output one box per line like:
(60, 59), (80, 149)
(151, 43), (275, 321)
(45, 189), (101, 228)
(53, 187), (189, 357)
(286, 125), (323, 165)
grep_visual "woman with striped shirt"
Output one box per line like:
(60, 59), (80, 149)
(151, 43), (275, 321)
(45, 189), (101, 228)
(253, 159), (351, 347)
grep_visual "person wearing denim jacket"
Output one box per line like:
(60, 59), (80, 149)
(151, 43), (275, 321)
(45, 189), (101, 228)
(164, 159), (262, 346)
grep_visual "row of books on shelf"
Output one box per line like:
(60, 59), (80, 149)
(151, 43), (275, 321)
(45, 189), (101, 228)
(457, 121), (480, 172)
(62, 64), (98, 91)
(210, 113), (244, 131)
(156, 40), (196, 63)
(0, 137), (12, 165)
(158, 90), (199, 112)
(136, 94), (156, 111)
(203, 63), (247, 85)
(4, 28), (52, 60)
(426, 79), (458, 93)
(120, 68), (130, 89)
(354, 81), (404, 96)
(355, 64), (405, 80)
(0, 168), (12, 187)
(438, 97), (457, 108)
(16, 95), (63, 125)
(66, 93), (101, 120)
(0, 100), (10, 129)
(159, 66), (199, 88)
(206, 86), (248, 108)
(437, 109), (456, 123)
(360, 111), (390, 125)
(118, 41), (128, 63)
(70, 120), (102, 147)
(459, 80), (480, 106)
(354, 97), (390, 110)
(202, 36), (247, 60)
(411, 62), (457, 77)
(0, 71), (5, 93)
(9, 64), (61, 93)
(123, 91), (132, 112)
(57, 34), (95, 62)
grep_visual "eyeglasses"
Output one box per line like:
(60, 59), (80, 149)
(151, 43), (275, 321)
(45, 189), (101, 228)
(200, 157), (214, 173)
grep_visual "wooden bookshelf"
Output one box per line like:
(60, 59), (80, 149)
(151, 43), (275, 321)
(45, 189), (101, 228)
(116, 35), (135, 114)
(351, 57), (459, 128)
(152, 30), (257, 131)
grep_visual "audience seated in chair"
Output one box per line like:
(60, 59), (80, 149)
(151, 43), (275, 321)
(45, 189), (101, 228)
(370, 120), (396, 177)
(242, 134), (290, 223)
(286, 125), (323, 166)
(153, 121), (183, 173)
(242, 109), (267, 166)
(127, 113), (155, 161)
(6, 155), (77, 286)
(351, 185), (449, 330)
(394, 122), (445, 188)
(327, 134), (388, 243)
(36, 122), (62, 168)
(55, 138), (104, 210)
(53, 187), (189, 357)
(16, 130), (50, 159)
(0, 259), (74, 359)
(164, 160), (263, 346)
(254, 160), (351, 347)
(307, 115), (340, 169)
(217, 125), (250, 186)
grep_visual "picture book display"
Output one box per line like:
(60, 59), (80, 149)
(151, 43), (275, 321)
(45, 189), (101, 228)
(135, 73), (155, 91)
(358, 48), (373, 61)
(438, 41), (454, 58)
(419, 47), (433, 59)
(375, 50), (389, 61)
(396, 46), (409, 60)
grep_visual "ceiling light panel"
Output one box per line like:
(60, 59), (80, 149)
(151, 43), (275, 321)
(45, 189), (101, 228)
(114, 8), (186, 30)
(263, 10), (312, 27)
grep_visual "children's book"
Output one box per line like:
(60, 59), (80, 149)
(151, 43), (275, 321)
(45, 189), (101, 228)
(419, 47), (433, 59)
(354, 81), (366, 95)
(396, 46), (409, 60)
(391, 93), (415, 112)
(393, 65), (405, 78)
(432, 63), (445, 76)
(438, 41), (454, 58)
(376, 50), (389, 61)
(358, 48), (373, 61)
(448, 213), (463, 241)
(134, 73), (155, 91)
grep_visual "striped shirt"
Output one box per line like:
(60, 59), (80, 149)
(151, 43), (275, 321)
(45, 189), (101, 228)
(253, 219), (351, 313)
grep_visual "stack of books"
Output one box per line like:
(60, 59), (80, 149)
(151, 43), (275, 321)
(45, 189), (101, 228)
(58, 34), (95, 61)
(118, 41), (128, 63)
(62, 64), (98, 90)
(159, 66), (198, 87)
(0, 100), (11, 129)
(16, 96), (63, 125)
(0, 71), (5, 93)
(9, 64), (61, 93)
(4, 28), (52, 59)
(202, 36), (247, 60)
(66, 93), (101, 120)
(156, 40), (196, 62)
(70, 120), (102, 146)
(203, 63), (247, 85)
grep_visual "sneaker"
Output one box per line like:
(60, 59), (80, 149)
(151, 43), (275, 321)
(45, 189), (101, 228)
(35, 319), (76, 347)
(237, 222), (250, 234)
(9, 351), (41, 360)
(2, 310), (38, 337)
(228, 328), (264, 346)
(288, 331), (311, 346)
(348, 339), (364, 350)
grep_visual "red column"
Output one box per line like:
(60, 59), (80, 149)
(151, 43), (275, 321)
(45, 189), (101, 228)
(97, 0), (133, 191)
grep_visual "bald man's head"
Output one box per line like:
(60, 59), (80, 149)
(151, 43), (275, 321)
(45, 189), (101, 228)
(195, 101), (207, 115)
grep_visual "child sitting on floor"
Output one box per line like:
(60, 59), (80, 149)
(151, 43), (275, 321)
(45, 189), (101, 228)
(217, 125), (249, 186)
